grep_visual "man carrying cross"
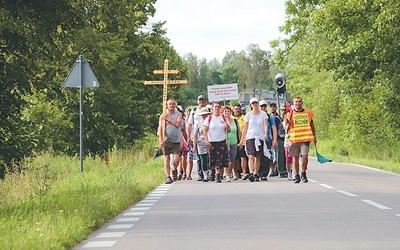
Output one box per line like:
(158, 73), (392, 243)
(158, 99), (183, 184)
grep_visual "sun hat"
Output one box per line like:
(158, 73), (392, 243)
(197, 107), (212, 116)
(259, 100), (267, 106)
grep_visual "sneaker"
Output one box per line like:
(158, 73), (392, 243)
(182, 174), (187, 180)
(197, 171), (204, 181)
(202, 178), (208, 182)
(242, 173), (250, 180)
(216, 175), (222, 183)
(261, 175), (268, 181)
(233, 175), (239, 180)
(225, 175), (231, 182)
(301, 172), (308, 183)
(210, 174), (216, 182)
(187, 176), (192, 180)
(294, 174), (301, 184)
(287, 172), (292, 181)
(254, 174), (260, 182)
(165, 176), (173, 184)
(269, 169), (278, 177)
(249, 174), (255, 182)
(172, 170), (178, 181)
(177, 174), (182, 181)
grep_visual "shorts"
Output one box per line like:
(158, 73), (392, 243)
(209, 140), (229, 169)
(187, 143), (195, 162)
(238, 146), (247, 158)
(284, 146), (293, 164)
(163, 142), (180, 155)
(228, 145), (238, 163)
(245, 138), (264, 157)
(288, 142), (310, 157)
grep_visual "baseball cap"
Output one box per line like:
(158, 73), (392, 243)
(197, 94), (206, 100)
(249, 97), (259, 104)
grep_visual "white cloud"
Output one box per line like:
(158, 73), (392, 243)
(153, 0), (287, 61)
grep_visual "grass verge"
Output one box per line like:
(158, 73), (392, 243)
(310, 139), (400, 173)
(0, 136), (164, 249)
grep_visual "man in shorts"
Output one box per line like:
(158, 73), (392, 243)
(158, 99), (183, 184)
(285, 97), (317, 184)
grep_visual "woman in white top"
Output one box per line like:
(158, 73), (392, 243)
(240, 98), (268, 182)
(203, 101), (231, 183)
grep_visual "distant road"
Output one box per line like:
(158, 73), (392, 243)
(74, 158), (400, 250)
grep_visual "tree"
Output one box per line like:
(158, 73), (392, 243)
(236, 44), (272, 93)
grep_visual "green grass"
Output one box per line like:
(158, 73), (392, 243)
(0, 136), (164, 250)
(310, 139), (400, 174)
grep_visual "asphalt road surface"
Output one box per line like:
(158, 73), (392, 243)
(74, 158), (400, 250)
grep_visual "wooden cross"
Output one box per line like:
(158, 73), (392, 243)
(143, 58), (188, 142)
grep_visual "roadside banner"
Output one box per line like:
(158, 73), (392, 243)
(207, 83), (238, 102)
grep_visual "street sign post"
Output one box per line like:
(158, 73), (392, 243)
(144, 59), (188, 142)
(63, 55), (99, 173)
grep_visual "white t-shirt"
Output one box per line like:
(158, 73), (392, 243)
(188, 106), (204, 139)
(244, 111), (268, 139)
(203, 115), (227, 142)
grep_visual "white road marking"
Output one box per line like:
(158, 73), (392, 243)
(107, 224), (134, 229)
(319, 184), (335, 189)
(130, 207), (150, 211)
(97, 232), (126, 238)
(308, 179), (319, 183)
(396, 214), (400, 218)
(149, 194), (164, 197)
(152, 191), (167, 194)
(116, 217), (139, 222)
(83, 241), (116, 248)
(336, 190), (359, 197)
(136, 203), (154, 206)
(124, 212), (145, 216)
(361, 199), (391, 210)
(141, 199), (158, 202)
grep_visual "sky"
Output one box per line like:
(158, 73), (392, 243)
(152, 0), (287, 62)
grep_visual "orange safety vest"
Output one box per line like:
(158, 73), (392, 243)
(288, 109), (314, 143)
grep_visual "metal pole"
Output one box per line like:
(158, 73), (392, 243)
(79, 55), (84, 173)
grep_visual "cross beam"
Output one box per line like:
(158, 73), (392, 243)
(144, 59), (188, 142)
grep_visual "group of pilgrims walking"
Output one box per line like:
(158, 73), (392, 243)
(158, 94), (317, 185)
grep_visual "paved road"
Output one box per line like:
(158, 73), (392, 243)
(74, 158), (400, 250)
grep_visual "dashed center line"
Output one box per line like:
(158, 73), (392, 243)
(360, 199), (391, 210)
(319, 183), (335, 189)
(336, 190), (358, 197)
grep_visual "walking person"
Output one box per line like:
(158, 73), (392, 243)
(281, 103), (293, 180)
(222, 106), (240, 181)
(285, 97), (317, 184)
(240, 98), (269, 182)
(182, 107), (192, 180)
(158, 99), (183, 184)
(193, 107), (212, 182)
(259, 100), (277, 180)
(187, 95), (209, 181)
(269, 102), (287, 178)
(233, 103), (248, 180)
(203, 102), (231, 183)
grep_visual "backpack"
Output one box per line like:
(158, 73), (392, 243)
(275, 115), (286, 138)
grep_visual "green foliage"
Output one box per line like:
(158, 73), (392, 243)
(1, 0), (186, 163)
(0, 134), (164, 249)
(271, 0), (400, 163)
